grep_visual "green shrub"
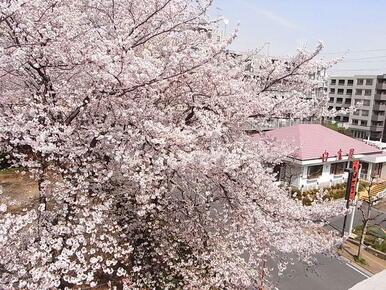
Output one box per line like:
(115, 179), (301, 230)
(354, 256), (368, 265)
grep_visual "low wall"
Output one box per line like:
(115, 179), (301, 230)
(348, 238), (386, 260)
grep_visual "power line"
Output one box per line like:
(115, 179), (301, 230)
(330, 68), (386, 72)
(344, 55), (386, 61)
(322, 48), (386, 55)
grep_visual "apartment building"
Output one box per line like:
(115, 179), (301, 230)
(328, 74), (386, 141)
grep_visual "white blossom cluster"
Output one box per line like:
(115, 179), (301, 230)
(0, 0), (345, 289)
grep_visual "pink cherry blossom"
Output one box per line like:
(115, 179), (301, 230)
(0, 0), (345, 288)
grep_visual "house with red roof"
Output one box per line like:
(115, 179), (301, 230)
(255, 124), (386, 190)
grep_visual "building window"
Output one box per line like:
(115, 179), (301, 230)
(352, 119), (359, 125)
(329, 97), (334, 102)
(336, 98), (343, 103)
(347, 79), (354, 86)
(346, 89), (353, 95)
(371, 121), (383, 126)
(366, 79), (373, 85)
(355, 89), (362, 95)
(343, 116), (349, 122)
(330, 88), (335, 94)
(353, 110), (360, 115)
(354, 99), (362, 105)
(364, 89), (372, 96)
(338, 79), (345, 85)
(337, 89), (344, 95)
(375, 100), (386, 105)
(357, 79), (364, 85)
(336, 107), (341, 111)
(360, 120), (367, 126)
(362, 110), (369, 116)
(330, 162), (348, 175)
(330, 79), (336, 85)
(372, 163), (382, 177)
(307, 165), (323, 179)
(363, 99), (370, 106)
(361, 162), (369, 179)
(345, 98), (352, 104)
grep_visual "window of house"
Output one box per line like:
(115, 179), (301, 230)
(361, 162), (369, 178)
(347, 79), (354, 85)
(343, 116), (349, 122)
(366, 79), (373, 85)
(363, 99), (370, 106)
(355, 89), (362, 95)
(336, 98), (343, 103)
(357, 79), (364, 85)
(346, 89), (353, 95)
(337, 89), (344, 95)
(345, 98), (352, 104)
(352, 119), (359, 125)
(360, 120), (367, 126)
(329, 97), (334, 102)
(338, 79), (345, 85)
(330, 79), (336, 85)
(372, 163), (382, 177)
(330, 162), (348, 175)
(307, 165), (323, 179)
(353, 110), (360, 115)
(378, 111), (385, 116)
(362, 110), (369, 116)
(364, 89), (372, 96)
(330, 88), (335, 94)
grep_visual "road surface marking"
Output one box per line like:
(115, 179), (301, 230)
(345, 262), (371, 278)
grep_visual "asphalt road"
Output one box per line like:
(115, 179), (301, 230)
(328, 202), (386, 235)
(274, 255), (370, 290)
(271, 201), (386, 290)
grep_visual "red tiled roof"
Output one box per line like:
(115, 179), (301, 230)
(253, 124), (381, 160)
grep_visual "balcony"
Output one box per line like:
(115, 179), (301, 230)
(371, 114), (385, 121)
(349, 123), (370, 130)
(373, 103), (386, 111)
(374, 93), (386, 101)
(370, 125), (384, 132)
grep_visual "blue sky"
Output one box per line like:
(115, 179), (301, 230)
(210, 0), (386, 75)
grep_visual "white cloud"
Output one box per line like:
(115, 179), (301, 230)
(236, 0), (305, 31)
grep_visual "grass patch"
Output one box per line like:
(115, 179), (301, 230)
(354, 256), (368, 265)
(0, 168), (20, 175)
(353, 225), (386, 254)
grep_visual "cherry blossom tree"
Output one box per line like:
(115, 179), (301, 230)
(0, 0), (345, 288)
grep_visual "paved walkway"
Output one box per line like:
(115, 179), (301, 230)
(339, 241), (386, 274)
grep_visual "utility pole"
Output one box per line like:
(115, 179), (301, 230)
(347, 165), (362, 236)
(341, 168), (353, 238)
(341, 161), (361, 238)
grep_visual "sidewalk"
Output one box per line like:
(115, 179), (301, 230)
(339, 240), (386, 274)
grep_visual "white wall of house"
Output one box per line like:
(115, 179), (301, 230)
(281, 155), (386, 190)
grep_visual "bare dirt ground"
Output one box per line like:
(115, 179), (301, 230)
(0, 173), (39, 211)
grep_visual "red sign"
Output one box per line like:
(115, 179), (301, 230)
(337, 149), (343, 160)
(348, 148), (355, 159)
(321, 151), (329, 162)
(349, 160), (360, 200)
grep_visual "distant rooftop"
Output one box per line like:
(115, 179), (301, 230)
(253, 124), (381, 160)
